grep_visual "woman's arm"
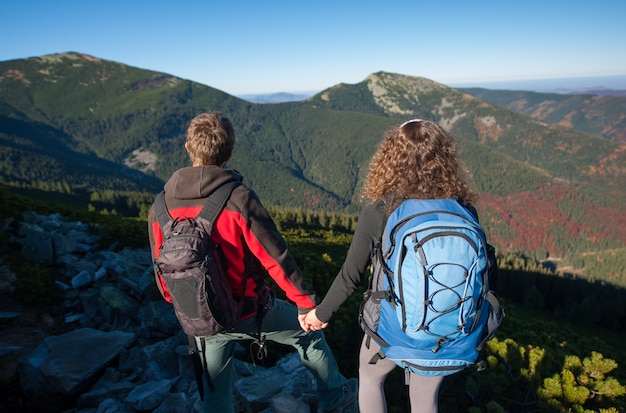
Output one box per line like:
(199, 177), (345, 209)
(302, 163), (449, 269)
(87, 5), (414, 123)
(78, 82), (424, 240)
(314, 201), (386, 323)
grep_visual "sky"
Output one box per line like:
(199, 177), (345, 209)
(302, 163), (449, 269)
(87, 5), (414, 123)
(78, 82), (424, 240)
(1, 0), (625, 95)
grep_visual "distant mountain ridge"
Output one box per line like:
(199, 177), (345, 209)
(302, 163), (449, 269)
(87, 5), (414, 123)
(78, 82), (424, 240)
(1, 52), (625, 282)
(560, 88), (626, 96)
(460, 88), (626, 143)
(450, 75), (626, 95)
(238, 91), (315, 103)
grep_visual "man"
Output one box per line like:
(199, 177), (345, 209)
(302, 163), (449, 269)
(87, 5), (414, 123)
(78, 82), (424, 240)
(148, 112), (357, 412)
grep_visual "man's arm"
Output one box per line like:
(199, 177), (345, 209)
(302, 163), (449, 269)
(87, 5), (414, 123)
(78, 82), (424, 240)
(237, 188), (317, 309)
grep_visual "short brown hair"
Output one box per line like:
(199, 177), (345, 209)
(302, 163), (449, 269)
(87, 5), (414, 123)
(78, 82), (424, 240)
(364, 119), (476, 213)
(186, 112), (236, 166)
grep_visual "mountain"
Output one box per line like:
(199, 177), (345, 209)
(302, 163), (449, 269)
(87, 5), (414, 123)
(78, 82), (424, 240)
(459, 87), (626, 143)
(0, 106), (164, 193)
(1, 52), (625, 283)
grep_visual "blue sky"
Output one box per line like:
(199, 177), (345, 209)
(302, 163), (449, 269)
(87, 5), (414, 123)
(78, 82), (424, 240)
(1, 0), (625, 95)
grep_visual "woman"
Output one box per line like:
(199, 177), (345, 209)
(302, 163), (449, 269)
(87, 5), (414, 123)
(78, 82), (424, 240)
(301, 119), (478, 412)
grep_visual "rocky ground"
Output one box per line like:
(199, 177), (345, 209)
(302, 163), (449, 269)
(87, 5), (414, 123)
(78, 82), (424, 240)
(0, 213), (360, 413)
(0, 265), (69, 411)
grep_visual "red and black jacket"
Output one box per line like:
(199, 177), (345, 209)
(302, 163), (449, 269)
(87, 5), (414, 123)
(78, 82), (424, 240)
(148, 166), (317, 318)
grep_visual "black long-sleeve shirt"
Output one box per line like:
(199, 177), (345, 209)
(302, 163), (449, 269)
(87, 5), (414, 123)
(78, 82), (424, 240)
(315, 200), (386, 322)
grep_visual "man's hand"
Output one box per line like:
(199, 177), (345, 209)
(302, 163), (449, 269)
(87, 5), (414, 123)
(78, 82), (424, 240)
(298, 313), (310, 332)
(299, 309), (328, 332)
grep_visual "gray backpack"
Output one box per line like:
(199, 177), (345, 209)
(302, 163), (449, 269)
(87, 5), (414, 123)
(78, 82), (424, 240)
(153, 181), (242, 337)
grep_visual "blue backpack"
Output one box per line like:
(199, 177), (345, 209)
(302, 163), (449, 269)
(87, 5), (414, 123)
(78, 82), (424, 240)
(359, 199), (504, 377)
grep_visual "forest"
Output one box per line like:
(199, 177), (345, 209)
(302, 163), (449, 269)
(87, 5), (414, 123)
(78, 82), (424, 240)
(1, 184), (625, 412)
(2, 54), (625, 289)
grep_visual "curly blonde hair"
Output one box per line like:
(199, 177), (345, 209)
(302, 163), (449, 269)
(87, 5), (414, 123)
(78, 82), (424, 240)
(363, 119), (477, 213)
(186, 112), (235, 166)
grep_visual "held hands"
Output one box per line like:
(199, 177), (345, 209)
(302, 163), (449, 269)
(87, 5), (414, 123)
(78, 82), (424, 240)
(298, 309), (329, 332)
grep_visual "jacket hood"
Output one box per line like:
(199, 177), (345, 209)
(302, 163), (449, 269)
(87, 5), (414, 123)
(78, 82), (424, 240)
(164, 166), (243, 200)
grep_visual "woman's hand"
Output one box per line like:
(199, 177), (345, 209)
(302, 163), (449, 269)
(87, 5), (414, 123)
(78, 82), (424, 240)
(299, 309), (328, 332)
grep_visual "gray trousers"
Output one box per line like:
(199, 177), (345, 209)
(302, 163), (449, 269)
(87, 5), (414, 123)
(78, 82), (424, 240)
(196, 299), (346, 412)
(358, 336), (444, 413)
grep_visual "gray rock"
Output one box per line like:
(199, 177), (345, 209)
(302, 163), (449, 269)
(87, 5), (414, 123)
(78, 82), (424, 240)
(0, 345), (23, 357)
(98, 285), (139, 323)
(124, 379), (171, 411)
(18, 328), (135, 412)
(138, 300), (180, 337)
(20, 229), (54, 264)
(94, 266), (108, 281)
(270, 392), (311, 413)
(94, 398), (133, 413)
(72, 269), (94, 289)
(77, 376), (135, 409)
(0, 311), (21, 320)
(153, 392), (192, 413)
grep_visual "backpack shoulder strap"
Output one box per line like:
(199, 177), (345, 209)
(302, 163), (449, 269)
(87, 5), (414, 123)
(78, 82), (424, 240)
(153, 191), (171, 228)
(456, 199), (479, 223)
(197, 181), (241, 234)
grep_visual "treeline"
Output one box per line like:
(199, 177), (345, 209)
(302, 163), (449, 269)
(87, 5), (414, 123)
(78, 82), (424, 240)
(88, 190), (156, 218)
(11, 185), (359, 232)
(268, 205), (359, 233)
(4, 182), (626, 291)
(569, 249), (626, 287)
(498, 251), (626, 331)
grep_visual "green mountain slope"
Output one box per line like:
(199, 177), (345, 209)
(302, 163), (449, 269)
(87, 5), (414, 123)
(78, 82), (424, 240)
(306, 72), (623, 193)
(1, 53), (625, 283)
(0, 52), (366, 209)
(0, 104), (163, 193)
